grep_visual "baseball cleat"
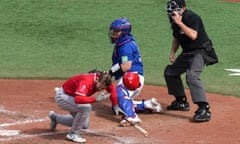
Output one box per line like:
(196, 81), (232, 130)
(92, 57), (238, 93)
(49, 111), (57, 131)
(120, 115), (142, 127)
(120, 119), (130, 127)
(167, 100), (190, 111)
(193, 107), (211, 122)
(66, 133), (86, 143)
(144, 98), (162, 112)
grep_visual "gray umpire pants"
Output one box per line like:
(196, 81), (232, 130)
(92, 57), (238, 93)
(164, 53), (208, 103)
(54, 87), (91, 135)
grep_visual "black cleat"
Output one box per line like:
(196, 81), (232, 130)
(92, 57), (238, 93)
(167, 100), (190, 111)
(49, 111), (57, 130)
(193, 108), (211, 122)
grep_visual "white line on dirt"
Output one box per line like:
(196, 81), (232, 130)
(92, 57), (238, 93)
(0, 129), (142, 143)
(0, 107), (146, 143)
(0, 130), (21, 136)
(81, 129), (147, 144)
(0, 109), (17, 115)
(0, 117), (49, 127)
(0, 131), (67, 142)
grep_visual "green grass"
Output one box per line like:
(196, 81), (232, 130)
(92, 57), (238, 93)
(0, 0), (239, 96)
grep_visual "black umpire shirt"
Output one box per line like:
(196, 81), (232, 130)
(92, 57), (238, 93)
(171, 10), (210, 52)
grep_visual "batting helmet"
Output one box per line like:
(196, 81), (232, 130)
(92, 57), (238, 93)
(123, 72), (140, 90)
(109, 18), (131, 34)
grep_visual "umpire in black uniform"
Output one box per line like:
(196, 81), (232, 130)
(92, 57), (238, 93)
(164, 0), (218, 122)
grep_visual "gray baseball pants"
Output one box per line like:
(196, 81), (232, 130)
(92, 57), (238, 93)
(54, 87), (91, 135)
(164, 53), (208, 103)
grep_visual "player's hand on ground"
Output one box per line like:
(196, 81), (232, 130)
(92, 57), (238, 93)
(96, 93), (110, 102)
(113, 105), (126, 116)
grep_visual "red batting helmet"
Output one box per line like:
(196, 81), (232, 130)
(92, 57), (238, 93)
(123, 72), (141, 90)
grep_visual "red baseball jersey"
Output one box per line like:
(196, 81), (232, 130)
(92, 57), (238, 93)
(62, 73), (118, 105)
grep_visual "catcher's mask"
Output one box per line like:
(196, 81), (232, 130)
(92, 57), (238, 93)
(109, 17), (131, 43)
(123, 72), (141, 90)
(166, 0), (185, 16)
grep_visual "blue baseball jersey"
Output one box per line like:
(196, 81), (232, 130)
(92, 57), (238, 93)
(112, 35), (144, 80)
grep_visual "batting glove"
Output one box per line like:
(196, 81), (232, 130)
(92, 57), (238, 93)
(96, 93), (110, 102)
(113, 105), (126, 116)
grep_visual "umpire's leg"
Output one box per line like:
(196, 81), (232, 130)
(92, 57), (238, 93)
(186, 53), (208, 103)
(164, 64), (186, 97)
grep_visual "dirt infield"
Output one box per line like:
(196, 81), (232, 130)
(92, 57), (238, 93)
(0, 79), (240, 144)
(224, 0), (240, 2)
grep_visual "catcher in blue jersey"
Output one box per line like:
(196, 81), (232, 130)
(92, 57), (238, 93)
(108, 17), (162, 126)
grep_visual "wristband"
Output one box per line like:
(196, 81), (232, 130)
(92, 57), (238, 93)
(111, 63), (121, 73)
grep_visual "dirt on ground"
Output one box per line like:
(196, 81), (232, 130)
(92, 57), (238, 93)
(224, 0), (240, 2)
(0, 79), (239, 144)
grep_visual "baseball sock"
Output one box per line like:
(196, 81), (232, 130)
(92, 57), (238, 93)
(135, 99), (145, 111)
(175, 95), (187, 103)
(197, 102), (210, 109)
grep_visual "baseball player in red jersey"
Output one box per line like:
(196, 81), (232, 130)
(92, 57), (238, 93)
(48, 70), (124, 143)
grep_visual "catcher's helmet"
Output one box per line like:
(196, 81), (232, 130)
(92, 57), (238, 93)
(123, 72), (140, 90)
(166, 0), (185, 16)
(109, 18), (131, 34)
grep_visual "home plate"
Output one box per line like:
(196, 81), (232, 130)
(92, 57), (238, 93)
(0, 130), (21, 136)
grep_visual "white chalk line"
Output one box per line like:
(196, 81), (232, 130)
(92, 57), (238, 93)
(0, 117), (49, 127)
(0, 106), (48, 127)
(0, 109), (18, 115)
(0, 129), (136, 143)
(0, 127), (147, 143)
(0, 106), (152, 143)
(0, 106), (51, 140)
(0, 131), (68, 142)
(0, 130), (21, 136)
(81, 129), (153, 144)
(0, 115), (63, 142)
(81, 129), (129, 143)
(0, 113), (129, 143)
